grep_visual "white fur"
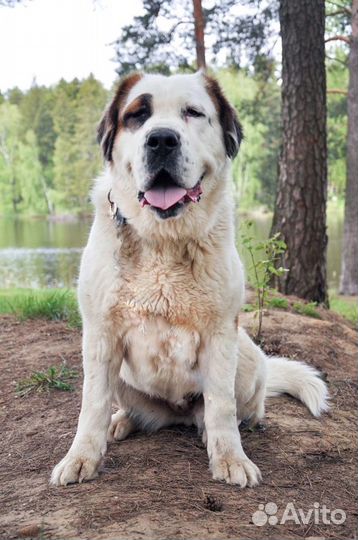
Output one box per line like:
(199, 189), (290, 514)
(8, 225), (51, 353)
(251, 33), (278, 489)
(265, 356), (329, 417)
(51, 72), (328, 489)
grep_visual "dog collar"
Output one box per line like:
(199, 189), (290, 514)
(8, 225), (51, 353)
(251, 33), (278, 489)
(108, 190), (127, 227)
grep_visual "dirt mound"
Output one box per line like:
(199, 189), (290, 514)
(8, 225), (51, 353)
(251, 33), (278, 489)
(0, 305), (356, 540)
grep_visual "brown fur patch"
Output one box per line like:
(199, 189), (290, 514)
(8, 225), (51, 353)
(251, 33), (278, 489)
(121, 93), (153, 131)
(97, 73), (143, 161)
(204, 75), (243, 158)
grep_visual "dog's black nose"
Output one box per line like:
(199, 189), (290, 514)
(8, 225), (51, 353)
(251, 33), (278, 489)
(146, 129), (180, 155)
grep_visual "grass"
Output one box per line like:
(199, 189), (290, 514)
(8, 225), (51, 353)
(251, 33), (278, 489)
(330, 294), (357, 324)
(16, 364), (79, 397)
(293, 301), (322, 319)
(0, 287), (356, 327)
(267, 291), (356, 324)
(242, 303), (255, 312)
(267, 296), (289, 309)
(0, 288), (81, 327)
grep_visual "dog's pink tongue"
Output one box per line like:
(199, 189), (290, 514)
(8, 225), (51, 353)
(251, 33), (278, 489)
(144, 186), (186, 210)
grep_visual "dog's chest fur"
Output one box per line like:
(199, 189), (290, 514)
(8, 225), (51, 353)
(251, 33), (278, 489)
(109, 227), (227, 401)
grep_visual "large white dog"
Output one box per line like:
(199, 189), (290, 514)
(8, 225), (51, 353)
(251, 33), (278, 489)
(51, 72), (328, 487)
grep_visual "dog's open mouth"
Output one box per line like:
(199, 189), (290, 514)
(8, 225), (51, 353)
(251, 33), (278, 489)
(138, 170), (202, 218)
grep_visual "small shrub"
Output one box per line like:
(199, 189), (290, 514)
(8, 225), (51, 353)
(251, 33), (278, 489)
(240, 221), (288, 341)
(16, 364), (79, 397)
(268, 296), (289, 309)
(242, 303), (255, 312)
(293, 301), (322, 319)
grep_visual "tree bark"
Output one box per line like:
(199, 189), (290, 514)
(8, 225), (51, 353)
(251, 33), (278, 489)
(340, 0), (358, 295)
(271, 0), (329, 305)
(192, 0), (206, 70)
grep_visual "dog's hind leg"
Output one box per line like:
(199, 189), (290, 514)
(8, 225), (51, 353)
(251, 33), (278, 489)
(108, 409), (137, 441)
(235, 327), (267, 427)
(108, 378), (194, 442)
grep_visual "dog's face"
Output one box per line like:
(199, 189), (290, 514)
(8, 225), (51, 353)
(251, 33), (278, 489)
(98, 72), (242, 227)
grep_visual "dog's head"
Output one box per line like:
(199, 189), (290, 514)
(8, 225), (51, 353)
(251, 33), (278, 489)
(98, 72), (242, 234)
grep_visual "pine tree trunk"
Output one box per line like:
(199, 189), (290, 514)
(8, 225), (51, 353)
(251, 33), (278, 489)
(192, 0), (206, 70)
(340, 0), (358, 295)
(271, 0), (328, 304)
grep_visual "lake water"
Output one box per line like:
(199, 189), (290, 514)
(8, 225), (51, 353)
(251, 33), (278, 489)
(0, 210), (343, 290)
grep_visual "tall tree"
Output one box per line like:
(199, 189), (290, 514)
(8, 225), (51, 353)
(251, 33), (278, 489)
(0, 103), (44, 214)
(52, 77), (108, 212)
(270, 0), (328, 304)
(20, 83), (56, 177)
(114, 0), (277, 75)
(340, 0), (358, 295)
(52, 79), (81, 211)
(193, 0), (206, 69)
(0, 103), (23, 213)
(72, 75), (108, 209)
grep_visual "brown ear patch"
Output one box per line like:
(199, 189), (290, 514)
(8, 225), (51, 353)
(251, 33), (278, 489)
(204, 75), (243, 159)
(97, 72), (143, 162)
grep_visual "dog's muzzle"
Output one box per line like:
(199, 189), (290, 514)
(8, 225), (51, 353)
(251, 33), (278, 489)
(138, 170), (204, 220)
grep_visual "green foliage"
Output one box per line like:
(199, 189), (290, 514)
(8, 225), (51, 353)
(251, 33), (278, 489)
(52, 76), (107, 212)
(0, 76), (108, 216)
(242, 303), (255, 312)
(268, 296), (289, 309)
(16, 364), (79, 397)
(0, 288), (81, 326)
(240, 220), (288, 340)
(0, 58), (348, 216)
(0, 103), (45, 215)
(326, 50), (348, 198)
(329, 294), (357, 324)
(293, 301), (322, 319)
(218, 68), (281, 208)
(19, 84), (57, 192)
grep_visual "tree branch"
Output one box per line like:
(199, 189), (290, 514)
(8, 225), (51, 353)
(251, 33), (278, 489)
(326, 54), (348, 66)
(327, 88), (348, 95)
(325, 35), (351, 44)
(325, 0), (351, 11)
(168, 19), (194, 40)
(326, 8), (352, 17)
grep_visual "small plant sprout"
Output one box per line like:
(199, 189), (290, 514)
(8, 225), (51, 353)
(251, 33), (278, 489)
(240, 221), (288, 342)
(16, 363), (79, 397)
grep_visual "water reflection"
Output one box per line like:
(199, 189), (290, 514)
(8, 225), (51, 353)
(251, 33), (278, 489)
(0, 248), (83, 288)
(0, 211), (343, 290)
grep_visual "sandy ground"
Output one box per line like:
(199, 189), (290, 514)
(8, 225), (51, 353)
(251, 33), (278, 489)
(0, 302), (357, 540)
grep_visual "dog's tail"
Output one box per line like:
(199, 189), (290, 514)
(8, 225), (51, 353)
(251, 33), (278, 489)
(266, 356), (329, 417)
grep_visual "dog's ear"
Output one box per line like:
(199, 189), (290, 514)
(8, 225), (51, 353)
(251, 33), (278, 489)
(204, 75), (243, 159)
(97, 73), (143, 162)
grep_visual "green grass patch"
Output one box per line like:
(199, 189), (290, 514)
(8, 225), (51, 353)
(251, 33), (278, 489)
(268, 296), (289, 309)
(330, 294), (357, 324)
(293, 301), (322, 319)
(16, 364), (79, 397)
(242, 303), (255, 312)
(0, 288), (81, 327)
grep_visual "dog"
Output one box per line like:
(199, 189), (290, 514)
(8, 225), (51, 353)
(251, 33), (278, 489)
(51, 71), (328, 487)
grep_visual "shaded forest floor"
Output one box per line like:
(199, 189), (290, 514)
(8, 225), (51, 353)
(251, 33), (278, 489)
(0, 301), (357, 540)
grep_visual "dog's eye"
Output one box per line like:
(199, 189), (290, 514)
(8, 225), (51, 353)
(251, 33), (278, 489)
(184, 107), (205, 118)
(131, 107), (147, 119)
(123, 107), (150, 127)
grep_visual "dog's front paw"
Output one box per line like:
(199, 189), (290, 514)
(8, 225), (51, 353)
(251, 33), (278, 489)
(51, 450), (101, 486)
(210, 454), (262, 487)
